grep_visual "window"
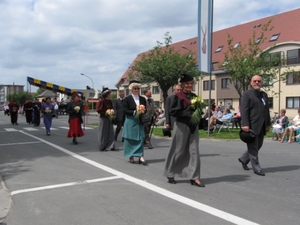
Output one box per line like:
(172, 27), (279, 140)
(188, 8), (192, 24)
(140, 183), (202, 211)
(286, 72), (300, 85)
(269, 33), (280, 42)
(268, 97), (273, 109)
(287, 49), (300, 65)
(203, 80), (215, 90)
(212, 62), (219, 71)
(233, 42), (240, 48)
(262, 74), (273, 87)
(286, 97), (300, 109)
(89, 92), (94, 98)
(152, 86), (160, 94)
(221, 78), (230, 89)
(255, 37), (261, 44)
(215, 46), (223, 53)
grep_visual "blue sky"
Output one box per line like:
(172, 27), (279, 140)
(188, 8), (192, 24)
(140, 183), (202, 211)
(0, 0), (299, 92)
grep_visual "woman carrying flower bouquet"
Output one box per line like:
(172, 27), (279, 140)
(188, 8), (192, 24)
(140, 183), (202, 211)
(41, 97), (54, 136)
(122, 80), (148, 165)
(163, 74), (205, 187)
(96, 87), (118, 151)
(66, 92), (84, 144)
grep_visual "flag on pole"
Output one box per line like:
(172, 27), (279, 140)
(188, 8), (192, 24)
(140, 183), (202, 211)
(198, 0), (213, 73)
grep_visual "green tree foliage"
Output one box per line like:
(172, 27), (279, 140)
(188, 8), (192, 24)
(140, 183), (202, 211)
(221, 19), (289, 99)
(6, 92), (33, 106)
(129, 32), (200, 103)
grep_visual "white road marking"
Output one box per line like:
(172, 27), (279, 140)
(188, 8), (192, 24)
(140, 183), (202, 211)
(4, 128), (18, 132)
(0, 141), (41, 147)
(40, 127), (58, 130)
(58, 126), (93, 130)
(11, 176), (120, 196)
(18, 130), (259, 225)
(23, 128), (40, 131)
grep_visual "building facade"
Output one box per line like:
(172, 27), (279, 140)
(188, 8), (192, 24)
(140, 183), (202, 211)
(0, 84), (24, 108)
(116, 8), (300, 118)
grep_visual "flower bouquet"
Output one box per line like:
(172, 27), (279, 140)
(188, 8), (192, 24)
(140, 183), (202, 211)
(135, 105), (146, 118)
(105, 109), (115, 121)
(45, 107), (52, 114)
(189, 96), (203, 125)
(74, 106), (80, 113)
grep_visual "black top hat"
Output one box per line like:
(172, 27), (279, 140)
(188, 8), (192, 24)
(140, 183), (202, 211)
(129, 80), (141, 85)
(179, 74), (193, 83)
(239, 129), (256, 143)
(162, 128), (172, 137)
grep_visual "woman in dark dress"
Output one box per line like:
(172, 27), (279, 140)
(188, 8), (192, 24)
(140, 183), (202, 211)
(96, 87), (117, 151)
(163, 74), (205, 187)
(122, 80), (148, 165)
(23, 99), (33, 124)
(66, 92), (84, 144)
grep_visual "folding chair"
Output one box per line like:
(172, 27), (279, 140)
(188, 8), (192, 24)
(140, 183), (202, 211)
(217, 120), (232, 133)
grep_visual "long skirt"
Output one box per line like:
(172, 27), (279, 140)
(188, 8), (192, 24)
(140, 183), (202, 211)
(164, 121), (201, 180)
(98, 117), (115, 151)
(44, 115), (53, 133)
(25, 110), (33, 123)
(67, 118), (84, 138)
(123, 115), (145, 158)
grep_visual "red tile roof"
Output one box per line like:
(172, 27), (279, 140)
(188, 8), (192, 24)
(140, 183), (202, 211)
(117, 8), (300, 86)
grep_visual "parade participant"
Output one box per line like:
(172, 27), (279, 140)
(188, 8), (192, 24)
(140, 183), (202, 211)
(23, 99), (33, 124)
(41, 97), (54, 136)
(66, 92), (84, 144)
(8, 99), (19, 125)
(113, 90), (125, 142)
(122, 80), (148, 165)
(32, 98), (41, 126)
(163, 74), (205, 187)
(96, 87), (118, 151)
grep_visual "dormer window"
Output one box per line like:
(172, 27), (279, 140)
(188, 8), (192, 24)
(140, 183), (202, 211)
(255, 37), (261, 44)
(233, 42), (240, 48)
(269, 33), (280, 42)
(215, 46), (223, 53)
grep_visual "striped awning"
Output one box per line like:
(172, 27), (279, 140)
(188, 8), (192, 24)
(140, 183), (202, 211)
(27, 76), (84, 97)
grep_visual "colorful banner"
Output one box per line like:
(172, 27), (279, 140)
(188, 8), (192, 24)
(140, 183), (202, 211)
(198, 0), (213, 73)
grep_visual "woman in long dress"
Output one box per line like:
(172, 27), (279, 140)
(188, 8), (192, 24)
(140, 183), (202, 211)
(122, 80), (148, 165)
(41, 97), (54, 136)
(66, 92), (84, 144)
(96, 87), (117, 151)
(163, 74), (205, 187)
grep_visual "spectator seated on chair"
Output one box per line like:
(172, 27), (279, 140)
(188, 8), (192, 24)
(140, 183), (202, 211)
(280, 108), (300, 143)
(209, 108), (232, 130)
(231, 106), (241, 129)
(272, 109), (289, 141)
(208, 105), (222, 130)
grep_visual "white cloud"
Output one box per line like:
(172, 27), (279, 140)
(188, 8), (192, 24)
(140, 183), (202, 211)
(0, 0), (299, 92)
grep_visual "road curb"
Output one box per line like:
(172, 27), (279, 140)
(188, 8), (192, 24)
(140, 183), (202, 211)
(0, 175), (11, 223)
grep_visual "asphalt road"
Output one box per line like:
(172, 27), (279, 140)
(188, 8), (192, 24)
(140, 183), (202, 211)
(0, 112), (299, 225)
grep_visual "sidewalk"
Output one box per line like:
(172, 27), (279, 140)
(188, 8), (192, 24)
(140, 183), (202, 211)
(0, 175), (11, 223)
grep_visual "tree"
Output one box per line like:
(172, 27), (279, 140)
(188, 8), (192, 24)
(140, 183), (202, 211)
(221, 19), (290, 99)
(6, 92), (33, 106)
(129, 32), (200, 104)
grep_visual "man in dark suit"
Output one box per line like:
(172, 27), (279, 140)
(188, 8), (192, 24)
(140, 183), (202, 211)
(238, 75), (271, 176)
(165, 84), (182, 130)
(113, 90), (125, 141)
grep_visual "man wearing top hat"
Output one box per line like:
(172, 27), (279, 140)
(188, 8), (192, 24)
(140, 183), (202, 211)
(113, 90), (125, 142)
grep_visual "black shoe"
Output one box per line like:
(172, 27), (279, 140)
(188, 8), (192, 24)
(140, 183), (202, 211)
(100, 149), (108, 152)
(138, 158), (148, 166)
(190, 179), (205, 187)
(148, 145), (153, 149)
(254, 171), (265, 176)
(238, 158), (250, 170)
(111, 147), (119, 151)
(167, 177), (176, 184)
(129, 157), (135, 164)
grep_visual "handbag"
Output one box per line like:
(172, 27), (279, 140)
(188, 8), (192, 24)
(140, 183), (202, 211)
(140, 114), (151, 124)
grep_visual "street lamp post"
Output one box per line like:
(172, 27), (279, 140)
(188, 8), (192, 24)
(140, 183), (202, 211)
(80, 73), (94, 111)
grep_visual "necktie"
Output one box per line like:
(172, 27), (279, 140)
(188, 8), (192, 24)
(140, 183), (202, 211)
(147, 98), (151, 106)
